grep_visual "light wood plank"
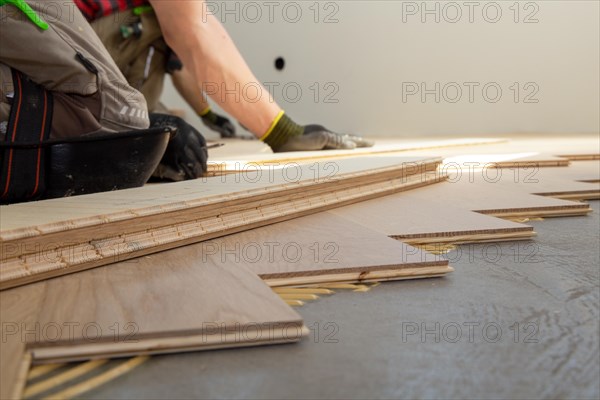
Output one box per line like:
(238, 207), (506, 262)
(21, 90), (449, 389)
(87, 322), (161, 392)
(1, 158), (444, 290)
(330, 196), (534, 243)
(1, 246), (306, 396)
(332, 159), (597, 241)
(196, 213), (450, 280)
(208, 135), (599, 173)
(207, 137), (507, 171)
(0, 283), (46, 400)
(0, 156), (439, 234)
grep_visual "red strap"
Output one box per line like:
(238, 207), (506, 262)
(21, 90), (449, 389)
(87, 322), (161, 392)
(1, 70), (54, 204)
(1, 72), (23, 198)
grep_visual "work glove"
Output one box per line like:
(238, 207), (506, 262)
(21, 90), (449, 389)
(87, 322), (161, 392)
(200, 108), (236, 138)
(261, 112), (374, 152)
(149, 113), (208, 181)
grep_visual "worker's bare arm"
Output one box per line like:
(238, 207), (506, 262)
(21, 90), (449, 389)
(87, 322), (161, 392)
(171, 67), (210, 116)
(172, 67), (237, 138)
(149, 0), (280, 137)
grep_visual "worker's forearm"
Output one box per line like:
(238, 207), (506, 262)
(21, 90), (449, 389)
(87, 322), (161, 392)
(150, 0), (280, 137)
(171, 67), (210, 116)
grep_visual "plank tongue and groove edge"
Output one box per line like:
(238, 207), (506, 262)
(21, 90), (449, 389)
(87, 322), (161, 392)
(0, 156), (445, 290)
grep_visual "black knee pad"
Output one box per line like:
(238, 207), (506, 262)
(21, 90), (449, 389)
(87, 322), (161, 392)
(0, 70), (171, 204)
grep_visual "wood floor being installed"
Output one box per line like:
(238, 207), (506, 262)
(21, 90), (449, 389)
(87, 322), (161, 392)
(0, 208), (453, 399)
(1, 135), (598, 398)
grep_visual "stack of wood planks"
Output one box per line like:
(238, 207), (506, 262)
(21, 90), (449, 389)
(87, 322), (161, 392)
(0, 156), (444, 290)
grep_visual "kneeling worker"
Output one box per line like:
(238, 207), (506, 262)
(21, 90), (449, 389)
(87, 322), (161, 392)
(0, 0), (372, 204)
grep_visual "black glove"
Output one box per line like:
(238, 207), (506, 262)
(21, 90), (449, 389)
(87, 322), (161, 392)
(201, 109), (236, 138)
(262, 113), (374, 152)
(149, 113), (208, 181)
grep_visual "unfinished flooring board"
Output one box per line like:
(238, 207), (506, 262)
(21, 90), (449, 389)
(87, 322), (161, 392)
(398, 158), (598, 214)
(0, 283), (42, 400)
(0, 157), (445, 290)
(0, 247), (306, 398)
(0, 156), (438, 232)
(432, 164), (599, 201)
(207, 137), (506, 173)
(440, 153), (571, 169)
(196, 213), (452, 287)
(328, 153), (596, 240)
(445, 162), (600, 201)
(392, 180), (591, 219)
(401, 134), (599, 166)
(207, 135), (599, 174)
(516, 161), (600, 200)
(538, 160), (600, 182)
(329, 197), (535, 245)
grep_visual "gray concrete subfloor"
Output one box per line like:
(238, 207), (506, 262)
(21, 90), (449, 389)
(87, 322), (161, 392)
(85, 201), (600, 400)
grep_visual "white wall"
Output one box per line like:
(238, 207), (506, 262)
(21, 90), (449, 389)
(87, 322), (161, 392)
(161, 0), (600, 138)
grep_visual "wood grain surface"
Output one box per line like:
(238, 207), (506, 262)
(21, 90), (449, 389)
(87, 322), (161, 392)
(399, 180), (592, 218)
(0, 284), (43, 400)
(383, 135), (599, 168)
(1, 245), (306, 397)
(330, 161), (598, 241)
(207, 135), (599, 174)
(0, 156), (439, 234)
(0, 158), (444, 290)
(196, 213), (451, 280)
(330, 196), (535, 242)
(206, 138), (507, 171)
(0, 211), (454, 396)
